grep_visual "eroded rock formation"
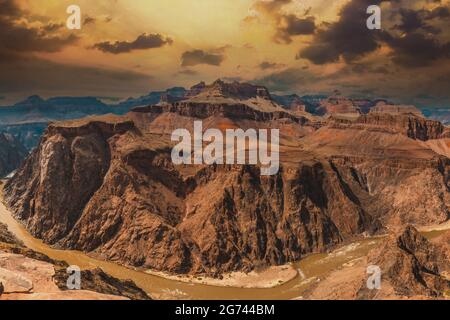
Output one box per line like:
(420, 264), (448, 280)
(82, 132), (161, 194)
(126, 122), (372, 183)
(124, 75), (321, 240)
(4, 81), (449, 277)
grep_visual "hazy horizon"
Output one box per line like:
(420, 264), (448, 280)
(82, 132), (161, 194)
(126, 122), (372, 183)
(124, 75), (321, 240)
(1, 0), (449, 108)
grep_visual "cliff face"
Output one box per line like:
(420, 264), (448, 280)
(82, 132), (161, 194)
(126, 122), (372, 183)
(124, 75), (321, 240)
(0, 132), (27, 177)
(133, 101), (310, 125)
(369, 103), (423, 116)
(4, 117), (135, 242)
(4, 127), (378, 274)
(329, 113), (447, 141)
(3, 82), (450, 276)
(5, 99), (450, 274)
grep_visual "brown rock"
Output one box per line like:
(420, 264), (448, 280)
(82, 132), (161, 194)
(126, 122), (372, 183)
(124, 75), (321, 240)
(358, 226), (450, 298)
(4, 81), (449, 277)
(53, 268), (151, 300)
(0, 267), (33, 293)
(0, 222), (22, 246)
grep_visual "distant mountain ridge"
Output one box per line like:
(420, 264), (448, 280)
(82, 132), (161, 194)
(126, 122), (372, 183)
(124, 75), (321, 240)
(117, 87), (187, 109)
(0, 132), (27, 177)
(1, 80), (448, 151)
(0, 95), (121, 150)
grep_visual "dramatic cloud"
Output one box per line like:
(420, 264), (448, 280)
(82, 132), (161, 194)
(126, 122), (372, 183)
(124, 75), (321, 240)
(298, 0), (450, 68)
(275, 15), (316, 43)
(0, 0), (155, 99)
(0, 0), (79, 60)
(1, 0), (449, 107)
(247, 0), (316, 44)
(0, 0), (21, 17)
(298, 0), (387, 64)
(382, 32), (450, 67)
(180, 50), (225, 67)
(394, 8), (440, 34)
(93, 33), (173, 54)
(425, 5), (450, 19)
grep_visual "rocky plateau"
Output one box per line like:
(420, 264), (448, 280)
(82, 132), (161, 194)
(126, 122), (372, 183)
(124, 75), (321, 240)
(1, 80), (449, 300)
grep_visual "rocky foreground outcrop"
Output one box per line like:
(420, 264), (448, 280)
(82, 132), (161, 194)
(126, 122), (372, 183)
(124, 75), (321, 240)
(0, 222), (150, 300)
(361, 226), (450, 298)
(307, 226), (450, 300)
(4, 81), (450, 277)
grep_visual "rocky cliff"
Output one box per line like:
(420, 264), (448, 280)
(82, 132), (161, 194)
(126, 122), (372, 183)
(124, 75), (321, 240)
(3, 81), (450, 277)
(329, 112), (448, 141)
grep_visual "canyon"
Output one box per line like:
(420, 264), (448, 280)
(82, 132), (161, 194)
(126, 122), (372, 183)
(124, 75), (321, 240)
(0, 80), (449, 299)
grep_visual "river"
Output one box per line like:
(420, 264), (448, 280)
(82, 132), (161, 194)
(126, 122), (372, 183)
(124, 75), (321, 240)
(0, 187), (444, 300)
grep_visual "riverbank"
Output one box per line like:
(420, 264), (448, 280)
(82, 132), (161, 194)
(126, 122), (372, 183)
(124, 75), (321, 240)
(0, 182), (303, 298)
(1, 179), (449, 299)
(0, 185), (298, 291)
(146, 265), (298, 289)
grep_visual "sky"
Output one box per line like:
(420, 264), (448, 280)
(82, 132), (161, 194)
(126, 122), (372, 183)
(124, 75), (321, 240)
(0, 0), (449, 107)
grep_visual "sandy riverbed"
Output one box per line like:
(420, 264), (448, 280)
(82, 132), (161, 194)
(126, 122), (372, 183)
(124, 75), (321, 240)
(146, 264), (298, 289)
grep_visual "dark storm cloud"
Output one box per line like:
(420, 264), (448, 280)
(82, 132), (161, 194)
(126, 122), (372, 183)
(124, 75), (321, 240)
(282, 15), (316, 35)
(0, 0), (156, 98)
(394, 8), (441, 34)
(298, 0), (387, 65)
(425, 6), (450, 19)
(0, 22), (78, 55)
(382, 3), (450, 67)
(0, 0), (79, 60)
(93, 33), (173, 54)
(395, 9), (429, 33)
(298, 0), (450, 68)
(382, 32), (450, 67)
(180, 50), (225, 67)
(297, 44), (341, 64)
(275, 15), (316, 43)
(0, 0), (21, 18)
